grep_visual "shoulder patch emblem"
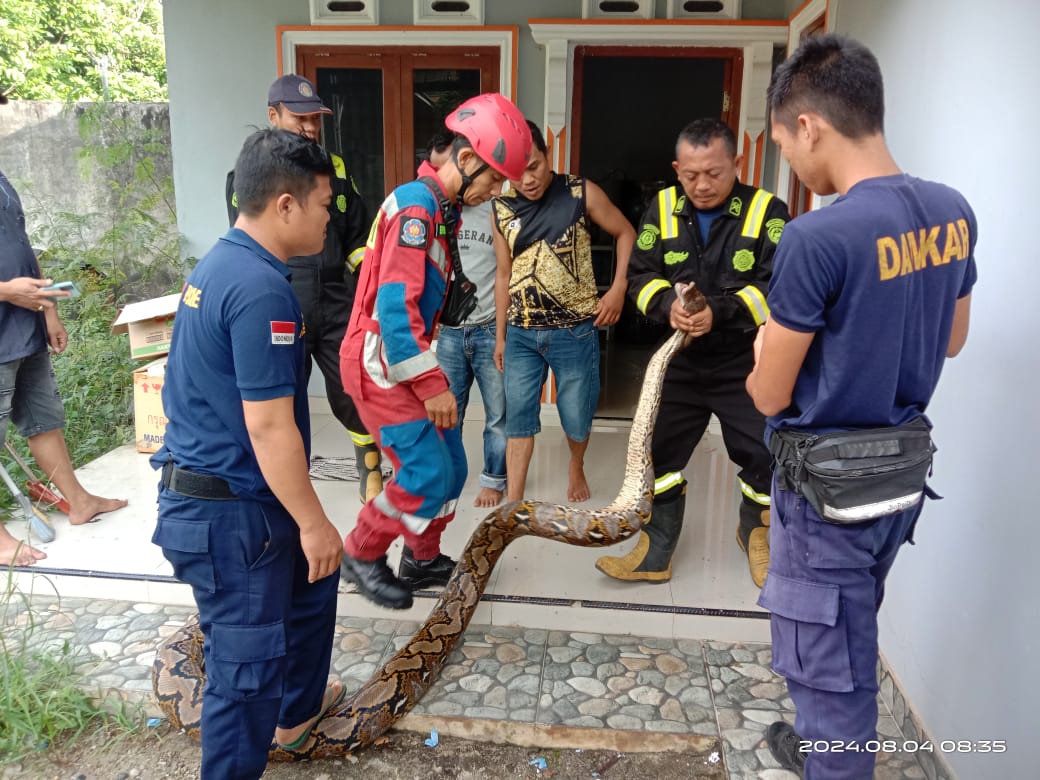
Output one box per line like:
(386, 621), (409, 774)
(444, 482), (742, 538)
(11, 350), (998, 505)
(664, 250), (689, 266)
(732, 249), (755, 272)
(336, 194), (347, 213)
(271, 321), (296, 345)
(728, 197), (742, 217)
(637, 224), (660, 251)
(766, 218), (786, 245)
(399, 217), (429, 248)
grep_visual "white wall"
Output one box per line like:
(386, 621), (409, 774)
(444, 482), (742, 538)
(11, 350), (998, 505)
(832, 1), (1039, 776)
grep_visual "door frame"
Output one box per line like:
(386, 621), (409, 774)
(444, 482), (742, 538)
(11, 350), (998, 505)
(529, 20), (787, 186)
(776, 0), (832, 213)
(277, 25), (518, 99)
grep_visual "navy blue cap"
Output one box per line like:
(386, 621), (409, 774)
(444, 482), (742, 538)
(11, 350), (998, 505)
(267, 74), (331, 115)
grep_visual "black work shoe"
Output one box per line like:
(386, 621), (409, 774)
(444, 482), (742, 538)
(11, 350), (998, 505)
(340, 555), (413, 610)
(766, 721), (807, 776)
(397, 546), (457, 589)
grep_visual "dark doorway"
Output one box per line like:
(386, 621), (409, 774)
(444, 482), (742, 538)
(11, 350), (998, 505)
(571, 47), (742, 419)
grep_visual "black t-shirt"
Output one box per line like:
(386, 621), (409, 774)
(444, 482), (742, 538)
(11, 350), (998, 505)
(0, 170), (47, 363)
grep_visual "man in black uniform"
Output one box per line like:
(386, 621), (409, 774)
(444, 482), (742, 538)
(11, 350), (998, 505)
(596, 118), (790, 588)
(226, 74), (381, 501)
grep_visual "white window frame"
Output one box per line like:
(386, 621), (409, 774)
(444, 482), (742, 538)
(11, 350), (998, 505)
(414, 0), (484, 26)
(666, 0), (742, 20)
(308, 0), (379, 26)
(581, 0), (655, 21)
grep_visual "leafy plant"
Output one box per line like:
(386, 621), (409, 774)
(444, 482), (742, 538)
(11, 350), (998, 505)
(0, 576), (140, 764)
(1, 102), (188, 506)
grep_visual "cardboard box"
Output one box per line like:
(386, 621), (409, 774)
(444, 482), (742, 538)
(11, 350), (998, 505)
(112, 293), (180, 360)
(133, 358), (168, 454)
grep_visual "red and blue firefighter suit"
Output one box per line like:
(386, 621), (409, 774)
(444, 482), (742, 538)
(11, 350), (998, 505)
(339, 162), (467, 561)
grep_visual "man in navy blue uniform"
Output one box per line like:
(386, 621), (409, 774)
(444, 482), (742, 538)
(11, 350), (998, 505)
(747, 36), (976, 778)
(152, 129), (344, 779)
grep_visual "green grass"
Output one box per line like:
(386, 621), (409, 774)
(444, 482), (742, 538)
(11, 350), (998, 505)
(0, 576), (143, 764)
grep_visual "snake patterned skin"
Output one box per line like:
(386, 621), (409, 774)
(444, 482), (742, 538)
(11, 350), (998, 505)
(152, 284), (706, 761)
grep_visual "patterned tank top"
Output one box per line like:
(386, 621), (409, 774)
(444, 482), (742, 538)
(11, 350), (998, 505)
(492, 173), (597, 329)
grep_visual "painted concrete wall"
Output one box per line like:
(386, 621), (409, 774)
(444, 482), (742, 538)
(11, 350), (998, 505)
(831, 1), (1038, 776)
(0, 101), (173, 246)
(163, 0), (789, 258)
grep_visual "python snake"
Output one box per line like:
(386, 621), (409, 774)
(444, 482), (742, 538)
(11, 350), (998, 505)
(152, 284), (706, 761)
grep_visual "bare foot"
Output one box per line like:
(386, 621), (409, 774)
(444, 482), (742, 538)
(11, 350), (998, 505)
(474, 488), (503, 508)
(568, 465), (591, 503)
(68, 495), (128, 526)
(274, 679), (345, 750)
(0, 536), (47, 566)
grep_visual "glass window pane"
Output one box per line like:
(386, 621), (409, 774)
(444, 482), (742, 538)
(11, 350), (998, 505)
(317, 68), (385, 211)
(412, 68), (481, 172)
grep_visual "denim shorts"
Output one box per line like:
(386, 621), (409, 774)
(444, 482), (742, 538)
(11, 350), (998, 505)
(503, 320), (600, 441)
(0, 351), (65, 446)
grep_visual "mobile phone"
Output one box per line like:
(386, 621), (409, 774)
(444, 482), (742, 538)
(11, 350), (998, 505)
(41, 281), (81, 298)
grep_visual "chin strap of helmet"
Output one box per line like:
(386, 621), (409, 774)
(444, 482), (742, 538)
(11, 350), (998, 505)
(451, 147), (490, 206)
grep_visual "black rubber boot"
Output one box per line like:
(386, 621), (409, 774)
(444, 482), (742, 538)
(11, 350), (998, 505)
(354, 443), (384, 504)
(397, 546), (458, 590)
(340, 554), (413, 610)
(595, 489), (686, 582)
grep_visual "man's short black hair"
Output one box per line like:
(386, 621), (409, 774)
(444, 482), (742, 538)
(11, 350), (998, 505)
(426, 130), (455, 158)
(233, 128), (334, 217)
(768, 33), (884, 138)
(526, 120), (547, 155)
(676, 118), (738, 158)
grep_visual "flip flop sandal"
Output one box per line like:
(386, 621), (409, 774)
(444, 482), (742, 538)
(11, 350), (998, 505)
(276, 682), (347, 751)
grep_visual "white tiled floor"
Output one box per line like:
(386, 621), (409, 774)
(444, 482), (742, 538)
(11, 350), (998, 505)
(6, 393), (770, 642)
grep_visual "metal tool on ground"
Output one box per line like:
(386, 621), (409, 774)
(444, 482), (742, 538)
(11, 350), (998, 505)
(0, 447), (56, 543)
(5, 442), (71, 514)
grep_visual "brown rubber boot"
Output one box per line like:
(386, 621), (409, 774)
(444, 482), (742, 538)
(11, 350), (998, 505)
(595, 490), (685, 583)
(737, 503), (771, 588)
(355, 443), (384, 503)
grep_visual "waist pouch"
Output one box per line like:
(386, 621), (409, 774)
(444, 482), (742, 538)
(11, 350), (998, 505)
(771, 418), (936, 524)
(439, 270), (478, 327)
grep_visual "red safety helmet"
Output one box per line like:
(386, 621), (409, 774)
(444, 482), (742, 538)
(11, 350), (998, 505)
(445, 93), (532, 181)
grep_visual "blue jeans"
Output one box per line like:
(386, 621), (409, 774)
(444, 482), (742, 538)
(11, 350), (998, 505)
(503, 320), (600, 442)
(436, 322), (506, 492)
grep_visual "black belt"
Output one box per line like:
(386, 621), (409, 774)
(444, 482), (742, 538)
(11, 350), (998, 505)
(161, 460), (237, 500)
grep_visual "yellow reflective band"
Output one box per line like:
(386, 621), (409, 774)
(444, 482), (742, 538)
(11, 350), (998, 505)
(741, 190), (774, 239)
(365, 214), (380, 249)
(735, 285), (770, 326)
(637, 279), (672, 315)
(331, 153), (347, 181)
(346, 246), (365, 272)
(349, 430), (375, 446)
(654, 471), (685, 495)
(658, 187), (680, 240)
(740, 479), (771, 506)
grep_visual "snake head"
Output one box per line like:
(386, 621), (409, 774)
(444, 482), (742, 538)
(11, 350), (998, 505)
(675, 281), (708, 314)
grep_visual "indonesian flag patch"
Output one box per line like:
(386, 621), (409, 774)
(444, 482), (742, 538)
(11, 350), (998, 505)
(271, 321), (296, 345)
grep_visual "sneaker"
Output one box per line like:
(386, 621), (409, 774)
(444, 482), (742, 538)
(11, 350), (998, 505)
(766, 721), (806, 776)
(340, 554), (413, 610)
(397, 546), (457, 589)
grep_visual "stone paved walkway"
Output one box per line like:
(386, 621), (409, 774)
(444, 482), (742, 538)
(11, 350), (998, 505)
(3, 595), (951, 779)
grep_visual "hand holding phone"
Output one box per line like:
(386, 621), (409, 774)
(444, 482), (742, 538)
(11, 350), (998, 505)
(40, 281), (81, 298)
